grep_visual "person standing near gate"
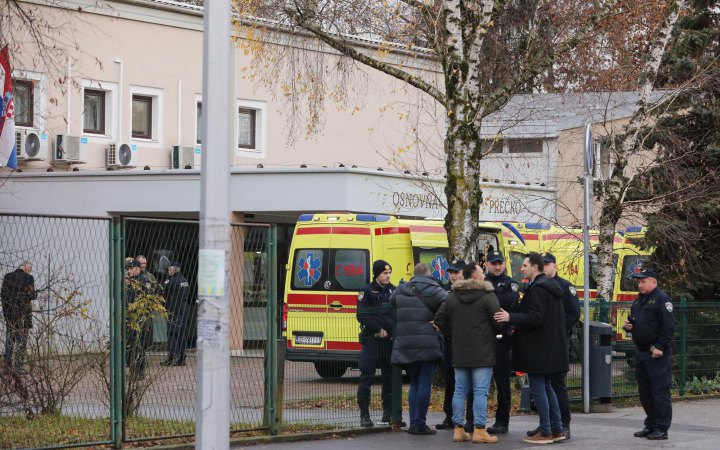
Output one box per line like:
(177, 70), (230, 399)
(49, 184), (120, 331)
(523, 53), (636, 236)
(1, 261), (37, 369)
(622, 267), (675, 440)
(163, 261), (190, 366)
(485, 251), (519, 435)
(356, 260), (398, 428)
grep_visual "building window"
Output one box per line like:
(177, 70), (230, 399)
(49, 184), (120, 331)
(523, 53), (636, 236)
(508, 138), (543, 154)
(196, 102), (202, 145)
(132, 95), (153, 139)
(482, 139), (504, 154)
(238, 108), (256, 149)
(13, 80), (34, 127)
(83, 89), (106, 134)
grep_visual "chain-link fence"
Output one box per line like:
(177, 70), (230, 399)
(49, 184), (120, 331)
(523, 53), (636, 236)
(0, 213), (112, 449)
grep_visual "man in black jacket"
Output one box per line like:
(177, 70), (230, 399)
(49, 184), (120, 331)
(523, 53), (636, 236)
(539, 252), (580, 439)
(495, 253), (567, 445)
(1, 262), (37, 369)
(356, 260), (396, 428)
(390, 263), (447, 435)
(485, 251), (519, 435)
(623, 267), (675, 441)
(163, 261), (190, 366)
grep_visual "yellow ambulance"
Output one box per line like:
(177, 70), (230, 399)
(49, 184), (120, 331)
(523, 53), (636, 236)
(283, 213), (529, 378)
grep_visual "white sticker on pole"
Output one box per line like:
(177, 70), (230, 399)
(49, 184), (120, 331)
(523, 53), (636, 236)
(198, 249), (226, 296)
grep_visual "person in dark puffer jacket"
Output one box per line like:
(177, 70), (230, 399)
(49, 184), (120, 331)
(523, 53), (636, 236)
(391, 263), (447, 435)
(434, 262), (503, 444)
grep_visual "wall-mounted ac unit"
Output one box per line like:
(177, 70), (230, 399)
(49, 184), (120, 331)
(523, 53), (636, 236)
(53, 134), (87, 164)
(171, 145), (197, 169)
(15, 128), (49, 161)
(106, 142), (137, 168)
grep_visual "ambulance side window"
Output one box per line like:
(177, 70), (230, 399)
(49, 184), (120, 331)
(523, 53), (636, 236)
(620, 255), (646, 292)
(509, 251), (526, 283)
(417, 250), (450, 286)
(332, 249), (369, 290)
(292, 249), (327, 290)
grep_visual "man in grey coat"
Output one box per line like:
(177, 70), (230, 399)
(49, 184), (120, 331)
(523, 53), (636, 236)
(391, 263), (447, 435)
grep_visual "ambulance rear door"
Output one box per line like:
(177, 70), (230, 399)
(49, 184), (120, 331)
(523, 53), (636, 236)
(404, 221), (450, 287)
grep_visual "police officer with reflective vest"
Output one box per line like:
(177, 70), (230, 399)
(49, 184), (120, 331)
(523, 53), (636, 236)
(356, 260), (397, 428)
(623, 267), (675, 441)
(535, 252), (580, 439)
(163, 261), (190, 366)
(485, 251), (520, 435)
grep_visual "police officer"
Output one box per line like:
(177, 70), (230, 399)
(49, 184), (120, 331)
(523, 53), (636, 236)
(125, 259), (149, 377)
(534, 252), (581, 439)
(163, 261), (190, 366)
(623, 267), (675, 440)
(437, 259), (469, 430)
(485, 251), (520, 435)
(356, 260), (396, 427)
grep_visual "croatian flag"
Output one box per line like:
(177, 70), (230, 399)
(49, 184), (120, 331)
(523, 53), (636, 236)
(0, 45), (17, 169)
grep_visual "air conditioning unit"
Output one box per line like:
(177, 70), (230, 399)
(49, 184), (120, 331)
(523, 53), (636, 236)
(15, 128), (49, 161)
(171, 145), (197, 169)
(106, 142), (137, 168)
(53, 134), (87, 164)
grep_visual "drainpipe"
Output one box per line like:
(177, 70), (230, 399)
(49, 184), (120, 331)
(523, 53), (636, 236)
(114, 58), (124, 141)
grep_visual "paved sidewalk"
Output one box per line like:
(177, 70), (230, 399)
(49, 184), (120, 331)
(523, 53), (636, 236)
(241, 398), (720, 449)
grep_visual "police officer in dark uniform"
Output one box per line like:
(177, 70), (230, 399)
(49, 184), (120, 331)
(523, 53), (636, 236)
(125, 259), (149, 377)
(485, 251), (520, 435)
(356, 260), (396, 427)
(623, 267), (675, 440)
(163, 261), (190, 366)
(537, 252), (580, 439)
(437, 259), (469, 430)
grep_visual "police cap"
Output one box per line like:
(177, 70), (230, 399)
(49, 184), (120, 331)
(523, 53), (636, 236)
(169, 261), (181, 268)
(487, 251), (505, 263)
(631, 267), (658, 279)
(126, 259), (141, 268)
(447, 259), (466, 272)
(542, 253), (557, 264)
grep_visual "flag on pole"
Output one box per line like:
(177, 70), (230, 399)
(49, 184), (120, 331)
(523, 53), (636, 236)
(0, 45), (17, 169)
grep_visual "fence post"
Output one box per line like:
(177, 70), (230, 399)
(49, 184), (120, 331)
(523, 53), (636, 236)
(110, 218), (123, 448)
(678, 297), (687, 396)
(390, 304), (402, 427)
(264, 225), (279, 435)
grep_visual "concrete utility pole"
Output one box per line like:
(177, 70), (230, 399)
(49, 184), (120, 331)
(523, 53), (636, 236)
(196, 1), (233, 449)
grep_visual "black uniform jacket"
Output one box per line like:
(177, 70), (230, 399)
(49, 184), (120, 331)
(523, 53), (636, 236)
(164, 272), (190, 313)
(486, 272), (519, 337)
(509, 273), (568, 374)
(630, 287), (675, 352)
(553, 274), (581, 334)
(357, 280), (396, 339)
(1, 269), (37, 328)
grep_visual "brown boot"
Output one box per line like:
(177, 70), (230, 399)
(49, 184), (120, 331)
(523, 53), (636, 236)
(472, 427), (498, 444)
(453, 425), (471, 442)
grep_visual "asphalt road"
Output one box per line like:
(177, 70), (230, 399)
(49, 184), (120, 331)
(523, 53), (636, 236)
(241, 398), (720, 449)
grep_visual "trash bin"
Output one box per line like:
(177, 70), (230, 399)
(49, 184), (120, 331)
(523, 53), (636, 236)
(589, 321), (613, 399)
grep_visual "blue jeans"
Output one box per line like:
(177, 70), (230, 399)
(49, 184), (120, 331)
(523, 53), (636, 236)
(407, 361), (436, 429)
(452, 367), (492, 428)
(528, 373), (563, 435)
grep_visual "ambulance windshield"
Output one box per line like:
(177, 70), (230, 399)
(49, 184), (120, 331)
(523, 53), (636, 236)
(476, 232), (499, 257)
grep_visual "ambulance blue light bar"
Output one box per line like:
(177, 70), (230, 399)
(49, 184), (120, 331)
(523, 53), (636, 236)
(355, 214), (391, 222)
(297, 214), (315, 221)
(502, 222), (525, 245)
(625, 226), (643, 233)
(524, 223), (551, 230)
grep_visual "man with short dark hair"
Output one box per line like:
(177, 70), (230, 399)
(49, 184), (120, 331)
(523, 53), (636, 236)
(495, 253), (567, 445)
(1, 262), (37, 369)
(485, 251), (519, 435)
(623, 268), (675, 441)
(163, 261), (190, 366)
(356, 260), (398, 428)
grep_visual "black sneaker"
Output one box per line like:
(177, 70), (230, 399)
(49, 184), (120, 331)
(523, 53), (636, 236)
(647, 430), (668, 440)
(409, 425), (437, 435)
(360, 416), (374, 428)
(633, 427), (652, 438)
(436, 417), (454, 430)
(487, 424), (508, 434)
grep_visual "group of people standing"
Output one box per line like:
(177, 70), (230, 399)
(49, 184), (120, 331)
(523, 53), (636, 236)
(356, 251), (581, 445)
(125, 255), (190, 377)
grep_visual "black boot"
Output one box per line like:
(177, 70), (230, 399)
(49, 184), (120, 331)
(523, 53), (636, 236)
(360, 405), (374, 428)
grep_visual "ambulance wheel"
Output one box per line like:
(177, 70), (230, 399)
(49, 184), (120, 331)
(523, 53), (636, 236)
(313, 361), (347, 379)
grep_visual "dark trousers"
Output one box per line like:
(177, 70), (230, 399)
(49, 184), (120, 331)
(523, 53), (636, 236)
(549, 371), (570, 427)
(636, 350), (673, 432)
(442, 337), (473, 424)
(492, 339), (512, 427)
(127, 322), (150, 375)
(357, 337), (392, 414)
(3, 323), (28, 368)
(167, 307), (188, 363)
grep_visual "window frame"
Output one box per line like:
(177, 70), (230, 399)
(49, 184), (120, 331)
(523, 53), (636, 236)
(292, 249), (328, 291)
(83, 88), (106, 135)
(13, 79), (34, 127)
(507, 138), (544, 154)
(237, 107), (257, 150)
(330, 248), (370, 291)
(131, 95), (153, 139)
(196, 101), (203, 145)
(414, 248), (451, 286)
